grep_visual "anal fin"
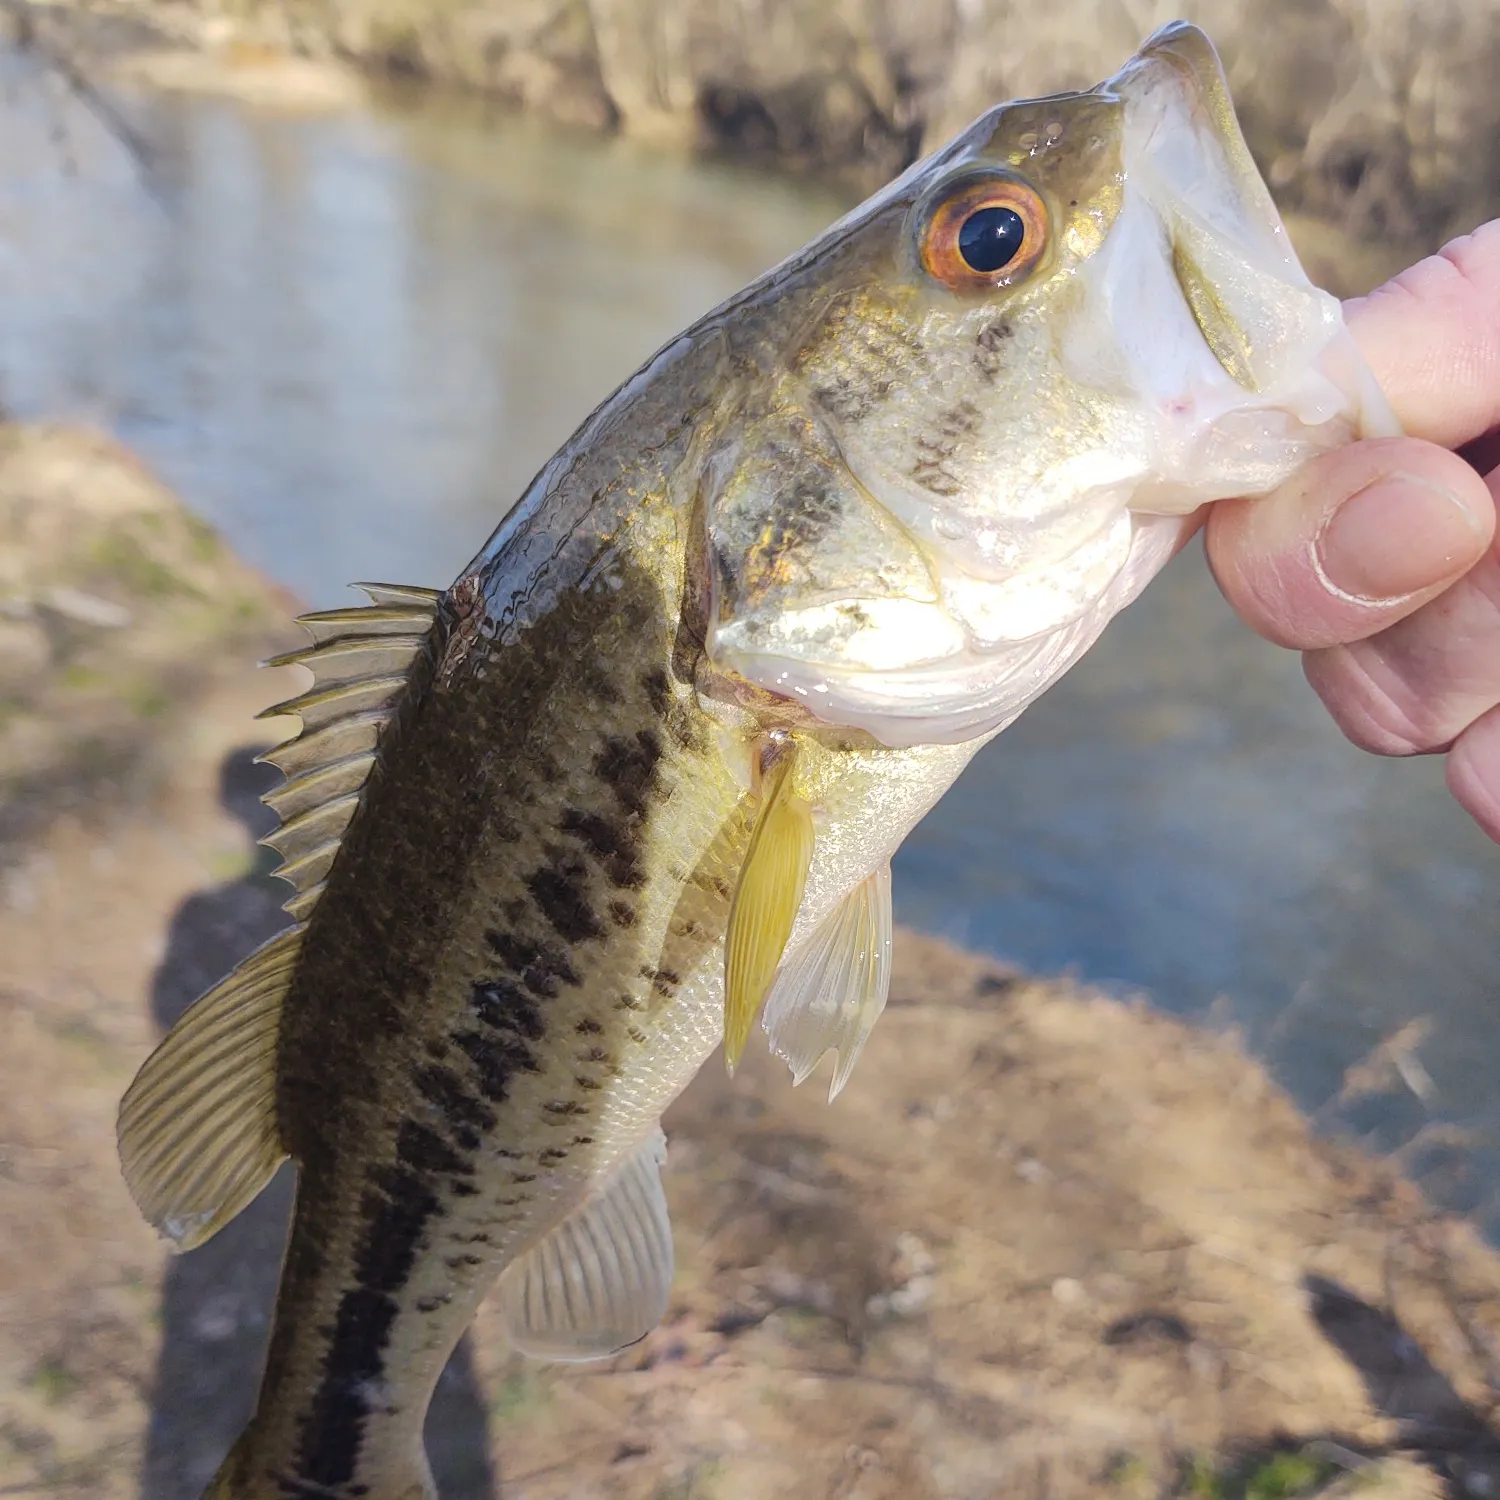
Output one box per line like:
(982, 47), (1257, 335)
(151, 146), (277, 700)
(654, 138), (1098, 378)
(762, 862), (893, 1099)
(498, 1130), (674, 1362)
(117, 927), (300, 1250)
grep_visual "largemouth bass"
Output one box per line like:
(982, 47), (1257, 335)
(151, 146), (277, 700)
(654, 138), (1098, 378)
(118, 24), (1395, 1500)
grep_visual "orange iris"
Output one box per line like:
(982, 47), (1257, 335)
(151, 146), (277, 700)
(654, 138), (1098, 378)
(919, 175), (1050, 293)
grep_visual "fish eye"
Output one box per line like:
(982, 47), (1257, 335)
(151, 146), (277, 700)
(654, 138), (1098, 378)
(919, 175), (1049, 292)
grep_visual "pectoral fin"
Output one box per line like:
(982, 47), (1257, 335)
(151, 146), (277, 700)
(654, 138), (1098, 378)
(117, 927), (299, 1250)
(499, 1130), (674, 1362)
(762, 862), (893, 1099)
(722, 753), (815, 1073)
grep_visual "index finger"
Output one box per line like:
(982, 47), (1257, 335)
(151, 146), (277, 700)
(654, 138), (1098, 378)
(1344, 220), (1500, 450)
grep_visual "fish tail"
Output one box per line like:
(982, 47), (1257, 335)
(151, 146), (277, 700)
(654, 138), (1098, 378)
(202, 1427), (437, 1500)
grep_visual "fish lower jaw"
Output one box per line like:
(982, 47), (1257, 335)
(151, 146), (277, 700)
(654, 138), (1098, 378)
(1126, 346), (1393, 514)
(714, 509), (1189, 750)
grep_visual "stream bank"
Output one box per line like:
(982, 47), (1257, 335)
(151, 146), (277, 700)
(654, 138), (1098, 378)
(3, 426), (1500, 1497)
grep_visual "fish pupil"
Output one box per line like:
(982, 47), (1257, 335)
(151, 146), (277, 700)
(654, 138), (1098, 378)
(957, 206), (1025, 274)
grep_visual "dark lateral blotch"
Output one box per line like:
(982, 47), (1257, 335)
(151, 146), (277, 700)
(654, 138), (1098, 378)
(485, 929), (540, 974)
(413, 1062), (498, 1134)
(642, 666), (672, 717)
(454, 1028), (519, 1102)
(595, 730), (662, 816)
(295, 1285), (399, 1487)
(396, 1119), (473, 1179)
(470, 977), (544, 1039)
(559, 808), (645, 889)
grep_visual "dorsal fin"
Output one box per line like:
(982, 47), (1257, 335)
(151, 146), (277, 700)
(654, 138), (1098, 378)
(254, 582), (439, 919)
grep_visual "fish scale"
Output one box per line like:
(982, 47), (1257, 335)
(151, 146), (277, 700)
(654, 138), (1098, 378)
(117, 25), (1396, 1498)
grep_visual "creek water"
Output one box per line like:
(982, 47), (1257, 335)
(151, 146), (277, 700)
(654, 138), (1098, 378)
(3, 59), (1498, 1229)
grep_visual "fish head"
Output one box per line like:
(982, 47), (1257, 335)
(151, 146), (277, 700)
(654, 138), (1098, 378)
(701, 23), (1395, 748)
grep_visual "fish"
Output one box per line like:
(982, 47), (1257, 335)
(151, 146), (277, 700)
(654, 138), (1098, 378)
(117, 22), (1396, 1500)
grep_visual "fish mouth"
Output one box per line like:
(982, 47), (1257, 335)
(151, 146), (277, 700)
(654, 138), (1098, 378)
(1108, 21), (1305, 354)
(1110, 22), (1282, 262)
(1093, 22), (1397, 486)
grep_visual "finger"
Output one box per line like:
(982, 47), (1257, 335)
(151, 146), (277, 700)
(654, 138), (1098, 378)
(1206, 438), (1495, 650)
(1302, 539), (1500, 755)
(1447, 707), (1500, 844)
(1345, 220), (1500, 449)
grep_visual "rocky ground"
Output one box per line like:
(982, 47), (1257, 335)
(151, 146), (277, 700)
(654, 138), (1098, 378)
(5, 427), (1500, 1498)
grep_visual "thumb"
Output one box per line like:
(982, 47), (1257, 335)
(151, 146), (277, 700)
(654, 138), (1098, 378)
(1205, 437), (1494, 651)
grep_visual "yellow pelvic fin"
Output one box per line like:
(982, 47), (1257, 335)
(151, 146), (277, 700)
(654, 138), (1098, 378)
(117, 926), (302, 1251)
(723, 749), (814, 1074)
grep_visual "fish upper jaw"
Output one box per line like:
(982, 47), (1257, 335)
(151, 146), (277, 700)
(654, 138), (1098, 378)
(1081, 20), (1399, 510)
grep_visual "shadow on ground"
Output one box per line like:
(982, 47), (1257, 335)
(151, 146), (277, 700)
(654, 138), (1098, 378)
(137, 746), (498, 1500)
(1305, 1274), (1500, 1494)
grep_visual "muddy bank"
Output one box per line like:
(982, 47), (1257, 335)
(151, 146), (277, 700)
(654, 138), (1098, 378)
(0, 422), (300, 852)
(20, 0), (1498, 288)
(4, 428), (1500, 1497)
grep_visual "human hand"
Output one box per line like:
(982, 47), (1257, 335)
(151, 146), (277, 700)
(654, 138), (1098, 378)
(1206, 221), (1500, 842)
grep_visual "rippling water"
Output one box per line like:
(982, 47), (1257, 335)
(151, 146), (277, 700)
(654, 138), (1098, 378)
(3, 57), (1498, 1227)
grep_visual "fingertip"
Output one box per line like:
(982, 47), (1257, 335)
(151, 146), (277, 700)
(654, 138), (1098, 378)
(1346, 220), (1500, 448)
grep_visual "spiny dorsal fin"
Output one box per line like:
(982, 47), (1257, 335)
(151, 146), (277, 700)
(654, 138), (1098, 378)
(254, 582), (438, 916)
(499, 1130), (674, 1362)
(260, 677), (409, 736)
(261, 753), (376, 824)
(762, 862), (893, 1100)
(354, 581), (443, 608)
(117, 926), (302, 1250)
(723, 750), (815, 1074)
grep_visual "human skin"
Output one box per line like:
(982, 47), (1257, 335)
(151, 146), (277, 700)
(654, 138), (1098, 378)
(1205, 219), (1500, 842)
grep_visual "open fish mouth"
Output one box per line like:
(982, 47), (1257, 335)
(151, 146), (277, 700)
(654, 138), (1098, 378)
(1087, 21), (1396, 507)
(705, 23), (1397, 751)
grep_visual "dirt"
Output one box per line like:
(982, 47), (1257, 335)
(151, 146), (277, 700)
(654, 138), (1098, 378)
(0, 422), (300, 851)
(4, 426), (1500, 1499)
